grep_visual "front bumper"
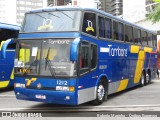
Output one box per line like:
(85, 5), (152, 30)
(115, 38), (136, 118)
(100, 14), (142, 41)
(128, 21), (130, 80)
(14, 88), (77, 105)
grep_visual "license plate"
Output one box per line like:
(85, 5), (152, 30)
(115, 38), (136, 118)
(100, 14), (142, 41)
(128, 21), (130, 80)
(35, 95), (46, 99)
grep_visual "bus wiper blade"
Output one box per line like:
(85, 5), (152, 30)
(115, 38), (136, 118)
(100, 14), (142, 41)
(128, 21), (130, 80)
(48, 12), (60, 18)
(42, 10), (60, 18)
(46, 59), (56, 78)
(23, 50), (39, 76)
(30, 12), (47, 19)
(56, 9), (73, 20)
(45, 47), (56, 78)
(45, 47), (50, 70)
(23, 59), (39, 76)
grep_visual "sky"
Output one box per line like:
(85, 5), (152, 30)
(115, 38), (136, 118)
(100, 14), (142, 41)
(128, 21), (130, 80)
(77, 0), (95, 8)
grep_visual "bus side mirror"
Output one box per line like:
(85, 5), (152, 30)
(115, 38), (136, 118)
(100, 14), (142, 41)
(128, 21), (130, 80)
(1, 38), (14, 59)
(70, 37), (81, 61)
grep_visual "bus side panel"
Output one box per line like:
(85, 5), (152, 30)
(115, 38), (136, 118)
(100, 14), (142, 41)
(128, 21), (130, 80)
(80, 35), (139, 97)
(80, 35), (158, 98)
(0, 51), (15, 88)
(145, 52), (157, 80)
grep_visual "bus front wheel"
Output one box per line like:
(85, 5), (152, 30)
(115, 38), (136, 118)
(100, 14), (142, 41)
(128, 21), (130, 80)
(140, 71), (146, 87)
(91, 80), (108, 105)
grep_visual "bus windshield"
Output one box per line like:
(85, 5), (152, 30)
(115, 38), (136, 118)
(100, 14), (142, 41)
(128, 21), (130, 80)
(21, 11), (81, 33)
(14, 39), (77, 77)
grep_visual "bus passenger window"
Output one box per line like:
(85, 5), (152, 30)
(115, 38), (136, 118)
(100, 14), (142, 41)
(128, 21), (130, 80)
(82, 12), (97, 36)
(118, 23), (123, 41)
(148, 33), (153, 47)
(113, 21), (123, 41)
(134, 28), (141, 44)
(7, 43), (16, 49)
(125, 25), (133, 42)
(98, 16), (105, 38)
(141, 31), (148, 46)
(153, 35), (157, 47)
(105, 18), (112, 39)
(113, 21), (118, 40)
(90, 44), (97, 69)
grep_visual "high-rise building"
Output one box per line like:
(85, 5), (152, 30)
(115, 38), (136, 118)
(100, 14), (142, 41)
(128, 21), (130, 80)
(16, 0), (45, 24)
(105, 0), (123, 16)
(94, 0), (123, 16)
(47, 0), (72, 6)
(47, 0), (78, 6)
(0, 0), (47, 25)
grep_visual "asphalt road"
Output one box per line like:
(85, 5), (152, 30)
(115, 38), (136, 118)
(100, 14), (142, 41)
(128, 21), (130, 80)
(0, 78), (160, 118)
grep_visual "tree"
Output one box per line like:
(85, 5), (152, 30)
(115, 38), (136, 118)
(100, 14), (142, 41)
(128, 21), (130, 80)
(148, 0), (160, 24)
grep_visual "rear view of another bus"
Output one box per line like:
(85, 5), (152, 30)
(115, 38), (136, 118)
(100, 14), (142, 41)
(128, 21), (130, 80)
(0, 22), (20, 89)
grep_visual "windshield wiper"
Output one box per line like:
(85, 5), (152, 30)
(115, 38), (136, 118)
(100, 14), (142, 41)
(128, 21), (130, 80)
(42, 10), (60, 18)
(23, 50), (39, 76)
(30, 12), (47, 19)
(45, 47), (56, 78)
(23, 59), (39, 76)
(56, 9), (73, 20)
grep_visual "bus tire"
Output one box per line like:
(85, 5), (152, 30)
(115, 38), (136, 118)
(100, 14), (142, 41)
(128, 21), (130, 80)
(91, 80), (107, 105)
(140, 71), (146, 87)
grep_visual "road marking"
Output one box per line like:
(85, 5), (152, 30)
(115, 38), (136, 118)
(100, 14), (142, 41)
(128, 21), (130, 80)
(0, 95), (15, 97)
(0, 104), (160, 111)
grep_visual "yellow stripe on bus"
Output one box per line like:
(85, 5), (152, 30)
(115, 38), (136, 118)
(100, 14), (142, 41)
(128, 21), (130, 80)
(10, 69), (14, 79)
(117, 79), (128, 92)
(26, 78), (37, 86)
(0, 81), (9, 88)
(134, 51), (145, 84)
(130, 45), (140, 53)
(0, 41), (5, 51)
(144, 47), (152, 52)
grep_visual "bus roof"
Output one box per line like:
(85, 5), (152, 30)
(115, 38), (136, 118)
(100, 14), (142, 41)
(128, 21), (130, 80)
(0, 22), (20, 31)
(28, 6), (156, 34)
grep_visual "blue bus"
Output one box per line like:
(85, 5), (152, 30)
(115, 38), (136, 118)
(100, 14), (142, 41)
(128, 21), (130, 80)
(0, 22), (20, 89)
(3, 7), (157, 105)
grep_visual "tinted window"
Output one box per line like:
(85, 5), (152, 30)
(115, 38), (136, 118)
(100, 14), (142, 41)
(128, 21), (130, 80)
(98, 16), (105, 38)
(82, 12), (96, 36)
(105, 18), (112, 39)
(113, 21), (123, 41)
(125, 25), (133, 42)
(90, 44), (97, 69)
(153, 35), (157, 47)
(134, 28), (141, 44)
(80, 41), (89, 74)
(22, 11), (81, 32)
(141, 31), (148, 46)
(148, 33), (153, 47)
(0, 29), (19, 42)
(7, 43), (16, 49)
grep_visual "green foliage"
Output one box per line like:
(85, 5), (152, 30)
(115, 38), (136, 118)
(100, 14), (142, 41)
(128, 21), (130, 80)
(154, 0), (160, 2)
(147, 1), (160, 24)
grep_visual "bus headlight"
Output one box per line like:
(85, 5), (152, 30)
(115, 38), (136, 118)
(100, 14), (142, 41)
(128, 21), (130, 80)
(14, 83), (25, 88)
(56, 86), (74, 92)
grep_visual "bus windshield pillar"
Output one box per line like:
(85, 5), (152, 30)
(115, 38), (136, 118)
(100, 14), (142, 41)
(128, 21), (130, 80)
(1, 38), (14, 59)
(70, 37), (81, 61)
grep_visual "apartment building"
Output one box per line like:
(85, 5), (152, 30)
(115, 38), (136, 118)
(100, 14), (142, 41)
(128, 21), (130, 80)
(0, 0), (47, 25)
